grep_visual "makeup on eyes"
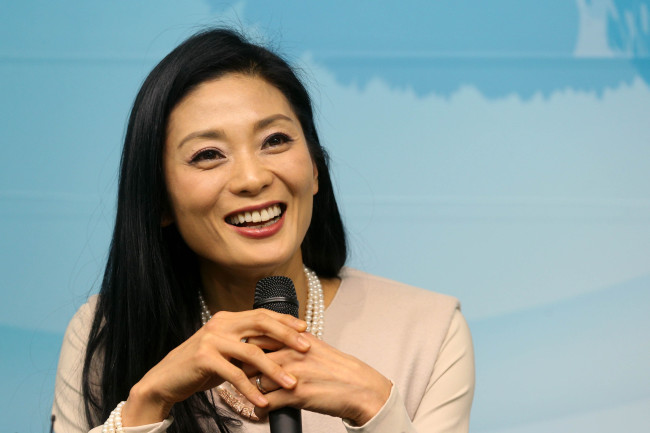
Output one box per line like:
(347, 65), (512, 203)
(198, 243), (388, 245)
(189, 148), (225, 164)
(186, 130), (296, 166)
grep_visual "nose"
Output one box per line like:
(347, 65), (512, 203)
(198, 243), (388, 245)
(228, 152), (273, 196)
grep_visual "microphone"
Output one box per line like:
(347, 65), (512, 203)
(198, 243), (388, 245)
(254, 276), (302, 433)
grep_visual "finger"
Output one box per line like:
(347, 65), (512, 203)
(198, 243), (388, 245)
(244, 335), (284, 352)
(263, 345), (308, 365)
(239, 349), (301, 377)
(243, 311), (311, 353)
(207, 310), (309, 352)
(218, 360), (269, 408)
(254, 388), (300, 417)
(222, 339), (297, 390)
(206, 309), (306, 335)
(247, 309), (308, 332)
(251, 373), (280, 395)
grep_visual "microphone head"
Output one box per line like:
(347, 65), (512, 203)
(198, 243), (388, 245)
(253, 276), (299, 318)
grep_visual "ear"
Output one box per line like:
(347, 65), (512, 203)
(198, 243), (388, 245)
(161, 213), (174, 227)
(312, 161), (319, 195)
(160, 203), (174, 227)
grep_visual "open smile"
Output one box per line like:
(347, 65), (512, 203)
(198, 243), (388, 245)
(226, 203), (285, 228)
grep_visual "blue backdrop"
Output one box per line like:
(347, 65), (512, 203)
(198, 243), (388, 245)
(1, 1), (649, 432)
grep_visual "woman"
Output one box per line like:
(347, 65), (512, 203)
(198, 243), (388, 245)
(52, 28), (474, 433)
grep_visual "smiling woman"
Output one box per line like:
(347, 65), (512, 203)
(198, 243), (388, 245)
(51, 28), (474, 433)
(164, 75), (319, 285)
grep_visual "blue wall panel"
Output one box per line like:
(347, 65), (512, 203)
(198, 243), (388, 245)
(1, 1), (649, 432)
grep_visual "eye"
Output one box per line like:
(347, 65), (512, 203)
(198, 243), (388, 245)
(263, 133), (293, 149)
(190, 148), (224, 164)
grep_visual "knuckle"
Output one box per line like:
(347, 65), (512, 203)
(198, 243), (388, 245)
(269, 363), (286, 378)
(229, 369), (248, 384)
(198, 333), (217, 349)
(287, 363), (304, 377)
(193, 348), (212, 368)
(253, 311), (269, 322)
(212, 310), (232, 322)
(242, 343), (263, 359)
(204, 319), (220, 333)
(281, 327), (295, 338)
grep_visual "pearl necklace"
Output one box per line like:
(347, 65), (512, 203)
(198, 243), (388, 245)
(198, 265), (324, 339)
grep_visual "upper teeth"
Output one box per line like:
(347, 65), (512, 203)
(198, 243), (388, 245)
(228, 204), (282, 225)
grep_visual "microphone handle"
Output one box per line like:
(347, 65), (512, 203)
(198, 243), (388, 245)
(253, 276), (302, 433)
(270, 406), (302, 433)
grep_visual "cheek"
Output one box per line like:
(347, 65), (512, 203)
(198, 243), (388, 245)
(285, 152), (318, 194)
(166, 170), (221, 219)
(293, 168), (317, 199)
(312, 170), (319, 195)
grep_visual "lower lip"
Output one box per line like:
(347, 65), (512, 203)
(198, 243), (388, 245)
(230, 211), (285, 239)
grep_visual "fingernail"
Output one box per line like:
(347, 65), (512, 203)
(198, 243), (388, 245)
(297, 335), (310, 349)
(257, 395), (269, 406)
(296, 319), (307, 330)
(283, 373), (297, 387)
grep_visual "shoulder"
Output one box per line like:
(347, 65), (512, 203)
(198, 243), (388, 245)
(62, 295), (100, 351)
(53, 295), (101, 432)
(337, 267), (459, 317)
(67, 295), (99, 330)
(328, 267), (461, 353)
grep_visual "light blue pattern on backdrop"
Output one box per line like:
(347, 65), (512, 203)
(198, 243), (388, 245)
(1, 1), (648, 432)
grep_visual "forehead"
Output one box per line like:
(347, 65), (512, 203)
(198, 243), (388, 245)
(164, 73), (305, 151)
(170, 74), (295, 123)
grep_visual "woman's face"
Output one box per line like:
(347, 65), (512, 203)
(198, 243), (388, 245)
(163, 74), (318, 276)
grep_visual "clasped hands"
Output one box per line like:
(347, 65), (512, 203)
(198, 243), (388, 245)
(121, 309), (391, 428)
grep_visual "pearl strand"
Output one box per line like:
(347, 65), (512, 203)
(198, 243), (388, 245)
(198, 266), (324, 339)
(198, 291), (211, 326)
(303, 266), (324, 339)
(102, 401), (125, 433)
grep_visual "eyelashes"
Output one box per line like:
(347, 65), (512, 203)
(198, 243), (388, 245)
(188, 132), (295, 165)
(189, 148), (224, 164)
(263, 132), (294, 148)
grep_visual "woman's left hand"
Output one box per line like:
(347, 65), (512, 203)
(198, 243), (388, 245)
(242, 332), (392, 426)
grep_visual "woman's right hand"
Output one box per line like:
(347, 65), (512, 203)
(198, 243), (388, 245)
(119, 309), (311, 427)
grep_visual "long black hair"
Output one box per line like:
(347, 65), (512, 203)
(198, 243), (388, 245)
(82, 28), (347, 432)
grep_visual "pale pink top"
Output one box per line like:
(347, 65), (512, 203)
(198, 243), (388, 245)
(52, 268), (475, 433)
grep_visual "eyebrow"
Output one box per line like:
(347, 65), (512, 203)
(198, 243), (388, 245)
(254, 113), (294, 131)
(176, 113), (296, 149)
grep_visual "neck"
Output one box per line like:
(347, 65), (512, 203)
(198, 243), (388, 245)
(198, 255), (309, 318)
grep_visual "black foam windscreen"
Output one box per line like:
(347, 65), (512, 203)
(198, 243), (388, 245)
(253, 276), (299, 318)
(253, 275), (303, 433)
